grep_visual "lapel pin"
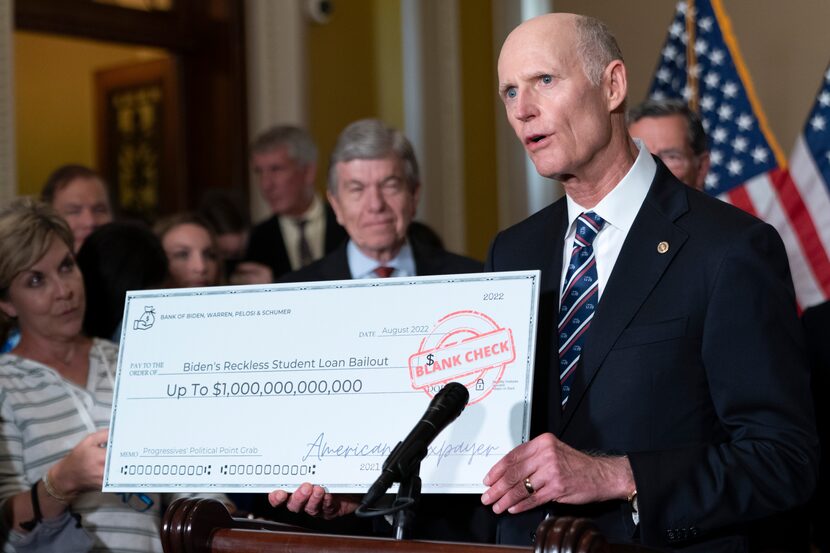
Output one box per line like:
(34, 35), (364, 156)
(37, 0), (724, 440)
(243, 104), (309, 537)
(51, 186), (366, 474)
(657, 241), (669, 254)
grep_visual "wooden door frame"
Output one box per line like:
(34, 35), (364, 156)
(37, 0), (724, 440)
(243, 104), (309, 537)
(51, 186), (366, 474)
(14, 0), (248, 216)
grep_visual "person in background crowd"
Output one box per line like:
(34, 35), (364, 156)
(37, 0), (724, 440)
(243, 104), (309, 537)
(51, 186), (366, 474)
(0, 198), (164, 552)
(155, 214), (220, 288)
(235, 125), (347, 284)
(627, 98), (710, 191)
(197, 188), (251, 279)
(41, 165), (113, 252)
(279, 119), (481, 283)
(77, 221), (169, 342)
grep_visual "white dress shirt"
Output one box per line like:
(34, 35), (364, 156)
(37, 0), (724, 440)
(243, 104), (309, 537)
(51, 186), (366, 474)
(278, 195), (326, 271)
(559, 140), (657, 300)
(346, 240), (417, 279)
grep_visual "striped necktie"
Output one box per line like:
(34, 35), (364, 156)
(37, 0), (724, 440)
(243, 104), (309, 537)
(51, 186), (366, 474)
(296, 219), (314, 267)
(558, 211), (605, 407)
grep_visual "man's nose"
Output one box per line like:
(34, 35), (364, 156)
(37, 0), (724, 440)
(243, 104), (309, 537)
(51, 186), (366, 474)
(366, 184), (386, 211)
(78, 208), (96, 229)
(259, 173), (277, 192)
(513, 90), (538, 122)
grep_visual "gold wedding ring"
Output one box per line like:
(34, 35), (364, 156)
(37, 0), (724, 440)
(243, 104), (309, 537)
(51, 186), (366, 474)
(524, 477), (535, 495)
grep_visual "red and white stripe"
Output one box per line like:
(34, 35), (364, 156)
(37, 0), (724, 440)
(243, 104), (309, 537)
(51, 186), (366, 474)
(719, 162), (830, 308)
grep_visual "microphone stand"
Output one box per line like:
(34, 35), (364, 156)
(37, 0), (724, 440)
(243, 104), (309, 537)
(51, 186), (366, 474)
(392, 461), (421, 540)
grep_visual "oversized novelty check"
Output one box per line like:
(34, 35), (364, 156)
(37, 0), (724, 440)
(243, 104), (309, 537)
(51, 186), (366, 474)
(103, 271), (539, 494)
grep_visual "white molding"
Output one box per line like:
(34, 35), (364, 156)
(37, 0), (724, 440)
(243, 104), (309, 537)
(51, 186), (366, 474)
(244, 0), (307, 223)
(402, 0), (465, 253)
(0, 0), (15, 203)
(492, 0), (527, 229)
(491, 0), (561, 229)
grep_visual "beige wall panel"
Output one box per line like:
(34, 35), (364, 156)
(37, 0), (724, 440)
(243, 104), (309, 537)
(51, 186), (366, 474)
(14, 31), (165, 197)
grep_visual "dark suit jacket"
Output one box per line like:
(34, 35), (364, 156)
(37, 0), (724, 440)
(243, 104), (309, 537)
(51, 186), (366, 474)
(486, 161), (818, 552)
(283, 236), (482, 282)
(803, 300), (830, 551)
(244, 203), (347, 280)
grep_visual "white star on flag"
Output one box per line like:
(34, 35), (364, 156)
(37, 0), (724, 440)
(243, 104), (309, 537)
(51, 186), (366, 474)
(732, 136), (748, 153)
(717, 105), (733, 121)
(737, 113), (753, 131)
(704, 72), (720, 88)
(751, 146), (768, 164)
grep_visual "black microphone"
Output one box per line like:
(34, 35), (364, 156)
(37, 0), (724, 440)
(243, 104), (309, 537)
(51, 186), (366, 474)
(360, 382), (470, 508)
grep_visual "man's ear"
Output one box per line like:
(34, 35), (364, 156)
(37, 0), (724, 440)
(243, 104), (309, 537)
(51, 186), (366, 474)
(327, 189), (345, 226)
(604, 60), (628, 112)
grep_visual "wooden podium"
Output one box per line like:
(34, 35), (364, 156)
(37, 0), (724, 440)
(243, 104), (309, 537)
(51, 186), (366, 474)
(161, 498), (659, 553)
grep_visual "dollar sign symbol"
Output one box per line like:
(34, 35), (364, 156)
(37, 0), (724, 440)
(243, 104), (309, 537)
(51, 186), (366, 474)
(426, 353), (434, 366)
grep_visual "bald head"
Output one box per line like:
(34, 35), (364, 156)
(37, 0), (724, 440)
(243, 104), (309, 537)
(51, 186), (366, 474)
(500, 14), (623, 88)
(497, 13), (632, 192)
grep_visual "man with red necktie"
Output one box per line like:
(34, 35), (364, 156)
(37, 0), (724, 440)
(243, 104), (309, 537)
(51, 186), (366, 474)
(279, 119), (481, 284)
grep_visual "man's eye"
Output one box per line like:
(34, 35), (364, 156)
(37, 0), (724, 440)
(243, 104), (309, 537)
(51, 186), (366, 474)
(381, 180), (404, 194)
(505, 87), (517, 100)
(541, 75), (552, 85)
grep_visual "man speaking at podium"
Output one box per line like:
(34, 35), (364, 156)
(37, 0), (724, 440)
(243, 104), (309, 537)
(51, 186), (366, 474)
(481, 12), (818, 552)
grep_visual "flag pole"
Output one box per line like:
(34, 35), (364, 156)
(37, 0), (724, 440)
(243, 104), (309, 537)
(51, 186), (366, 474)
(685, 0), (698, 112)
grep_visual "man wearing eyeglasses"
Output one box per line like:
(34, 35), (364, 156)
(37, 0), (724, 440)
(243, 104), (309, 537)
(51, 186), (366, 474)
(628, 98), (711, 191)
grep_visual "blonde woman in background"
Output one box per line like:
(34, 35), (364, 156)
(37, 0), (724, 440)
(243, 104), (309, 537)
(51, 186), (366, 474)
(0, 199), (162, 552)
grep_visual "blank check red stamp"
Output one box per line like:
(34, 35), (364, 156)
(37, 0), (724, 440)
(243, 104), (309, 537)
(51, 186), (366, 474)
(408, 310), (516, 404)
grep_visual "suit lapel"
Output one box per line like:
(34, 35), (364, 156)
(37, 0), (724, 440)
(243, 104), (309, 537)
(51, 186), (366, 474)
(559, 168), (690, 431)
(521, 204), (569, 436)
(321, 243), (353, 280)
(411, 240), (439, 276)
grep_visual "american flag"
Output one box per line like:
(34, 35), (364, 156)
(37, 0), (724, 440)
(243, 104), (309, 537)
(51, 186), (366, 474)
(789, 66), (830, 307)
(648, 0), (830, 308)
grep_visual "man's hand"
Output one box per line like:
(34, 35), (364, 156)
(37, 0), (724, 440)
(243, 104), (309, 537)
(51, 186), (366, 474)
(481, 432), (635, 514)
(230, 261), (273, 285)
(268, 483), (360, 520)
